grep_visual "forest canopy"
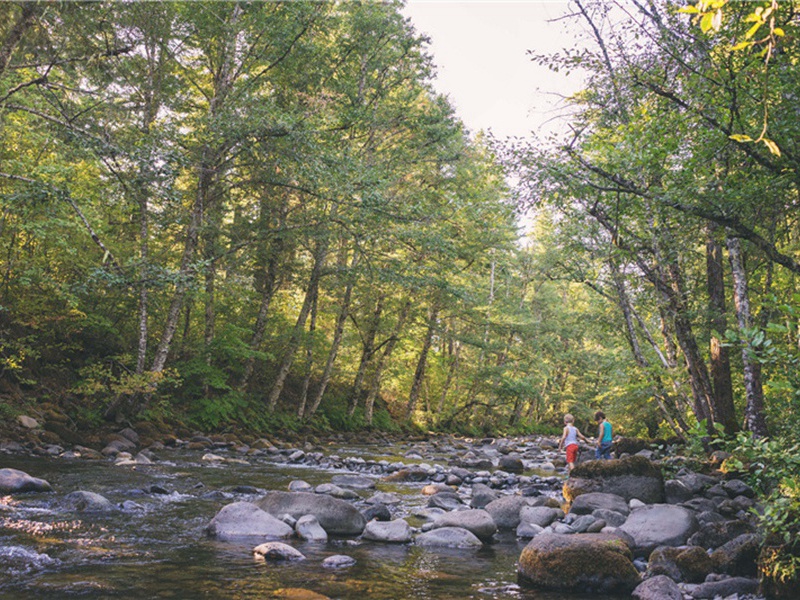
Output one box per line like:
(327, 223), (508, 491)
(2, 0), (799, 443)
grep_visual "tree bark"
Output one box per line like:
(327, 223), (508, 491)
(727, 236), (769, 437)
(406, 305), (438, 420)
(706, 225), (737, 433)
(348, 293), (384, 416)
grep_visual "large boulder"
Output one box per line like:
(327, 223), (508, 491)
(432, 509), (497, 541)
(563, 456), (664, 504)
(518, 533), (640, 594)
(256, 491), (365, 536)
(207, 501), (294, 540)
(619, 505), (698, 556)
(0, 468), (52, 494)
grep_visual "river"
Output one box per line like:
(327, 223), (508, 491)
(0, 442), (627, 599)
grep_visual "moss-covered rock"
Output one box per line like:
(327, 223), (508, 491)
(563, 455), (665, 504)
(518, 532), (640, 593)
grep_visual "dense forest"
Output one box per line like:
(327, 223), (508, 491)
(1, 0), (799, 447)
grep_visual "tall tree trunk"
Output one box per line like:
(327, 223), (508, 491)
(364, 298), (411, 425)
(348, 293), (384, 416)
(706, 225), (737, 433)
(727, 236), (769, 437)
(266, 237), (329, 411)
(296, 291), (319, 419)
(306, 251), (359, 419)
(406, 306), (438, 420)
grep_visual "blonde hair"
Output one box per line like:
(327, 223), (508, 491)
(564, 414), (574, 424)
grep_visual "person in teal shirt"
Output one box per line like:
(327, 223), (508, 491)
(594, 410), (613, 459)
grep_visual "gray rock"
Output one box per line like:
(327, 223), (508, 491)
(331, 474), (376, 489)
(415, 526), (483, 549)
(17, 415), (39, 429)
(688, 576), (759, 598)
(592, 508), (627, 528)
(721, 479), (754, 498)
(427, 492), (463, 511)
(0, 468), (52, 494)
(362, 519), (412, 543)
(564, 456), (665, 504)
(632, 575), (682, 600)
(367, 492), (401, 505)
(470, 483), (498, 508)
(569, 514), (597, 533)
(519, 506), (562, 528)
(710, 533), (761, 576)
(252, 542), (306, 561)
(361, 503), (392, 522)
(63, 491), (114, 512)
(288, 480), (312, 492)
(432, 509), (497, 541)
(570, 492), (629, 516)
(295, 514), (328, 541)
(484, 495), (527, 529)
(687, 519), (755, 549)
(207, 502), (294, 540)
(619, 505), (698, 556)
(256, 491), (365, 536)
(322, 554), (356, 568)
(516, 522), (544, 538)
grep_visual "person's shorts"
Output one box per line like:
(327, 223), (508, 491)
(566, 444), (579, 463)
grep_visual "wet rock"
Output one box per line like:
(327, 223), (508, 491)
(415, 526), (483, 549)
(632, 574), (682, 600)
(63, 491), (114, 512)
(207, 502), (294, 540)
(331, 474), (375, 490)
(687, 576), (759, 598)
(519, 506), (562, 528)
(619, 505), (698, 557)
(469, 483), (498, 508)
(362, 519), (412, 543)
(426, 491), (463, 511)
(432, 509), (497, 541)
(518, 532), (639, 594)
(361, 503), (392, 522)
(563, 456), (665, 504)
(687, 519), (755, 549)
(0, 468), (52, 493)
(295, 515), (327, 542)
(498, 456), (524, 474)
(710, 533), (761, 576)
(646, 545), (712, 583)
(516, 521), (544, 539)
(322, 555), (356, 568)
(252, 542), (306, 561)
(484, 495), (527, 529)
(256, 491), (366, 536)
(569, 492), (629, 517)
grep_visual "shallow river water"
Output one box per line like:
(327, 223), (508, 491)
(0, 444), (627, 600)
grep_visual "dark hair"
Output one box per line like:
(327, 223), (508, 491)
(594, 410), (605, 421)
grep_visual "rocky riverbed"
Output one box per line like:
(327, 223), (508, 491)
(0, 416), (772, 599)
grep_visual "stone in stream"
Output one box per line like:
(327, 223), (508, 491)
(563, 455), (665, 504)
(518, 532), (640, 594)
(256, 491), (366, 536)
(415, 526), (483, 549)
(322, 555), (356, 568)
(519, 506), (562, 528)
(207, 501), (294, 540)
(631, 574), (682, 600)
(63, 490), (114, 512)
(618, 504), (698, 557)
(0, 468), (52, 494)
(295, 515), (328, 542)
(330, 474), (375, 489)
(362, 519), (413, 543)
(484, 495), (527, 529)
(568, 492), (630, 517)
(431, 509), (497, 541)
(252, 542), (306, 562)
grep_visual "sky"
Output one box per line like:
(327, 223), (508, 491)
(402, 0), (585, 140)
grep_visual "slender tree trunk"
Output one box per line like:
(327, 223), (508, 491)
(364, 299), (411, 425)
(407, 306), (438, 420)
(727, 236), (769, 437)
(296, 292), (319, 419)
(266, 238), (328, 411)
(306, 252), (359, 419)
(706, 226), (737, 433)
(348, 293), (384, 416)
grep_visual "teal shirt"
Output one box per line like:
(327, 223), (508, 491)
(600, 421), (612, 443)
